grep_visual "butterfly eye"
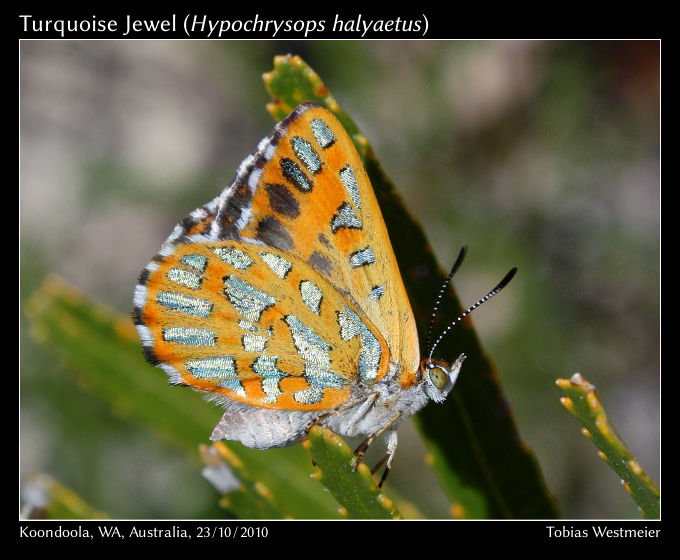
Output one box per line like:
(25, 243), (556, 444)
(428, 367), (448, 390)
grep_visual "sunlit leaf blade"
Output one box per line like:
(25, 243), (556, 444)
(263, 54), (558, 519)
(557, 374), (660, 519)
(26, 276), (342, 519)
(304, 426), (401, 519)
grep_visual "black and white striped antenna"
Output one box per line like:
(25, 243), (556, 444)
(425, 248), (517, 360)
(424, 246), (468, 354)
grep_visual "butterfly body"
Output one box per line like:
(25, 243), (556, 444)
(133, 102), (466, 472)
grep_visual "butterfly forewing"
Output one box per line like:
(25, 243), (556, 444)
(211, 103), (420, 380)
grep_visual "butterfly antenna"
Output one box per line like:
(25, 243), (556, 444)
(428, 266), (518, 361)
(425, 246), (468, 356)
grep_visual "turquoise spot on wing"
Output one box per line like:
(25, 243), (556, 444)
(339, 165), (361, 210)
(293, 387), (325, 405)
(349, 246), (375, 268)
(285, 314), (330, 359)
(180, 254), (208, 272)
(242, 332), (267, 352)
(163, 327), (215, 346)
(166, 267), (202, 289)
(292, 136), (321, 174)
(337, 306), (382, 382)
(156, 291), (213, 317)
(186, 355), (236, 378)
(186, 356), (245, 397)
(331, 201), (362, 233)
(259, 251), (292, 279)
(281, 157), (312, 192)
(300, 280), (323, 314)
(252, 355), (286, 403)
(368, 285), (385, 301)
(310, 118), (335, 149)
(213, 246), (253, 270)
(223, 275), (276, 322)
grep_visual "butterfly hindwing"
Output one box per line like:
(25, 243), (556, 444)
(136, 238), (390, 411)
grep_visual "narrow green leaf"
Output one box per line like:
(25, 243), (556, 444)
(304, 426), (401, 519)
(22, 473), (109, 520)
(262, 54), (558, 519)
(27, 276), (217, 451)
(200, 443), (283, 519)
(557, 374), (660, 519)
(26, 276), (341, 519)
(263, 54), (336, 119)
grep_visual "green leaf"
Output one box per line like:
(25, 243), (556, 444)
(26, 276), (342, 519)
(556, 374), (660, 519)
(22, 473), (109, 520)
(262, 54), (558, 519)
(264, 55), (366, 155)
(25, 55), (560, 520)
(200, 442), (283, 519)
(304, 426), (401, 519)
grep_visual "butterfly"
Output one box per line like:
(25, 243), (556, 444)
(132, 102), (516, 486)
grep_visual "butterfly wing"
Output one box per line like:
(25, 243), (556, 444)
(210, 102), (420, 381)
(134, 101), (420, 436)
(135, 237), (391, 411)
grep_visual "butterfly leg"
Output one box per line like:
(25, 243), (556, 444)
(343, 393), (378, 436)
(371, 454), (389, 475)
(353, 411), (403, 472)
(370, 430), (399, 487)
(377, 430), (398, 488)
(316, 395), (371, 423)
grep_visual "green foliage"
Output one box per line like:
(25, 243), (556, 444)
(264, 55), (364, 152)
(556, 374), (660, 519)
(24, 55), (560, 520)
(26, 277), (342, 519)
(199, 443), (283, 519)
(264, 55), (559, 518)
(304, 426), (401, 519)
(23, 53), (657, 520)
(22, 474), (109, 520)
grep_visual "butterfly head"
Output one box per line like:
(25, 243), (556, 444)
(419, 354), (466, 403)
(415, 246), (517, 405)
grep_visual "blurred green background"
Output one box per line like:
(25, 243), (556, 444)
(19, 40), (659, 519)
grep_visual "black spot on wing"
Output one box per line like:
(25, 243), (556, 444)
(266, 183), (300, 219)
(257, 215), (294, 251)
(308, 250), (333, 276)
(281, 158), (312, 192)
